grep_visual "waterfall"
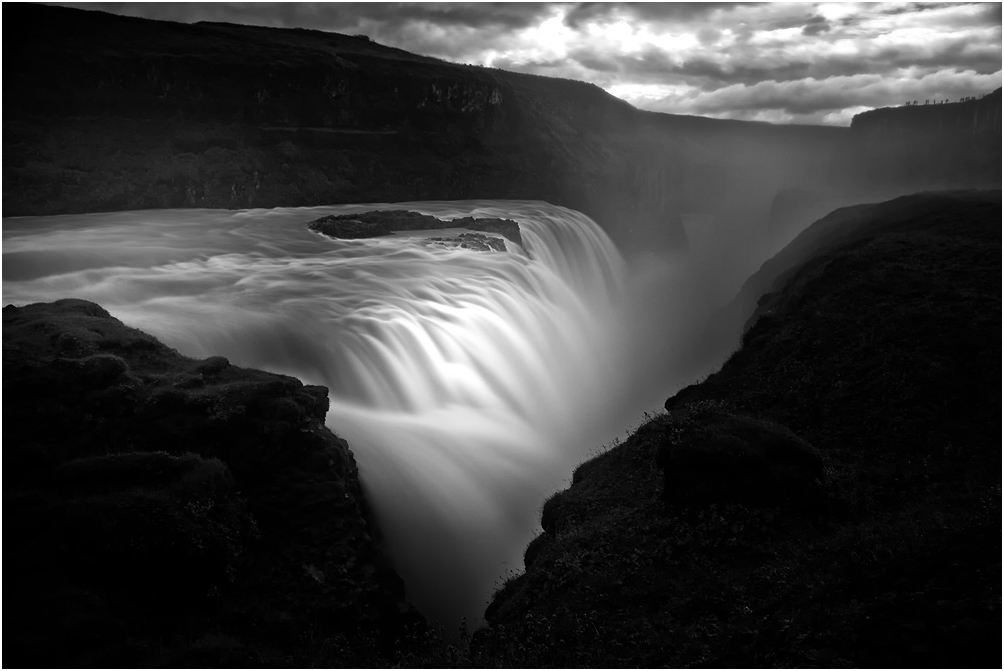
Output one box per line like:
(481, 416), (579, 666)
(4, 199), (748, 628)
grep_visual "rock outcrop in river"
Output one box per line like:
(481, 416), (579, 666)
(308, 209), (523, 248)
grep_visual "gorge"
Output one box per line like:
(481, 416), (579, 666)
(3, 3), (1001, 667)
(3, 199), (766, 632)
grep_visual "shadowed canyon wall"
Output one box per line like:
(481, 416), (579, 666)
(847, 89), (1002, 193)
(3, 3), (844, 254)
(4, 4), (999, 250)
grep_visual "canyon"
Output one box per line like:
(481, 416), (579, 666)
(6, 4), (1000, 255)
(3, 3), (1001, 667)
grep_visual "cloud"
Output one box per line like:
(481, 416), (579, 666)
(562, 2), (740, 29)
(350, 3), (553, 30)
(639, 68), (1003, 124)
(801, 14), (832, 36)
(64, 1), (560, 62)
(566, 30), (1001, 92)
(980, 3), (1004, 25)
(69, 2), (553, 31)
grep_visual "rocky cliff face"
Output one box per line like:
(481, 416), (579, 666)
(3, 299), (422, 667)
(5, 3), (850, 253)
(851, 89), (1002, 138)
(846, 89), (1002, 191)
(5, 4), (998, 252)
(738, 190), (1003, 336)
(477, 190), (1002, 667)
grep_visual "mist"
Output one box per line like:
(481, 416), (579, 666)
(2, 199), (804, 630)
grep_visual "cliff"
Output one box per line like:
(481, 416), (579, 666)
(851, 89), (1002, 138)
(846, 89), (1002, 191)
(3, 299), (423, 667)
(476, 190), (1001, 667)
(734, 190), (1003, 334)
(4, 3), (850, 253)
(8, 5), (998, 254)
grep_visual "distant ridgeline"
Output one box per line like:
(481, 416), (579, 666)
(3, 3), (1000, 252)
(851, 89), (1002, 137)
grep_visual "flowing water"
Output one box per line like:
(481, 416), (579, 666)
(2, 200), (754, 629)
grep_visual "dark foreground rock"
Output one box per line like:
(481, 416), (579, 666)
(476, 191), (1001, 668)
(308, 209), (523, 247)
(3, 299), (422, 667)
(655, 408), (823, 508)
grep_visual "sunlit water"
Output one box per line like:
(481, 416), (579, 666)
(3, 200), (758, 629)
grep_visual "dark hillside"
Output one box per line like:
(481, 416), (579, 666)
(476, 190), (1001, 667)
(6, 5), (999, 252)
(3, 3), (847, 252)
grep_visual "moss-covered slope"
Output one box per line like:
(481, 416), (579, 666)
(3, 299), (422, 667)
(477, 190), (1001, 668)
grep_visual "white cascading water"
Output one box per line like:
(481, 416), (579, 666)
(2, 200), (748, 629)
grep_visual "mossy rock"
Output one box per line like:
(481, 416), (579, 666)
(655, 409), (823, 507)
(57, 451), (254, 595)
(3, 299), (418, 667)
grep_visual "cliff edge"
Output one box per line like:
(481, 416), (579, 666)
(847, 89), (1002, 190)
(477, 190), (1001, 667)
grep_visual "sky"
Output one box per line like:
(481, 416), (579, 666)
(65, 2), (1002, 125)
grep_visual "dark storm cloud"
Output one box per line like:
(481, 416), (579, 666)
(646, 67), (1001, 125)
(62, 2), (556, 62)
(62, 2), (326, 28)
(565, 47), (816, 88)
(881, 2), (957, 16)
(566, 48), (620, 74)
(872, 38), (1003, 76)
(980, 3), (1004, 25)
(65, 2), (552, 31)
(909, 3), (1004, 31)
(685, 78), (911, 117)
(569, 33), (1000, 92)
(309, 2), (553, 30)
(801, 15), (831, 36)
